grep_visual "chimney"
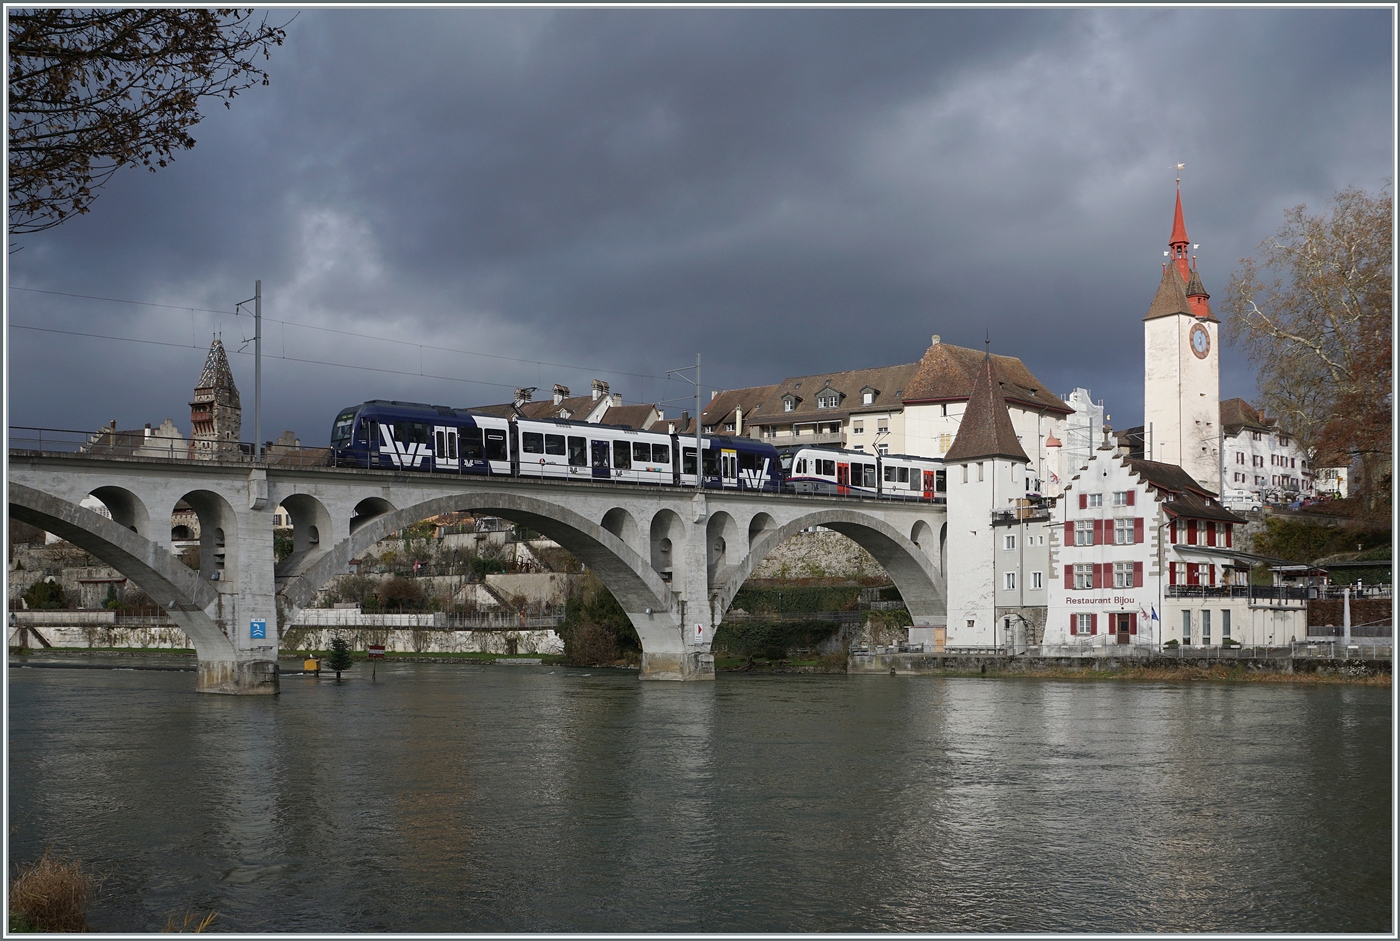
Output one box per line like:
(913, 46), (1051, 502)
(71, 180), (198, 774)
(514, 387), (534, 408)
(552, 384), (569, 406)
(931, 334), (941, 346)
(710, 389), (719, 400)
(680, 410), (689, 433)
(735, 406), (743, 436)
(591, 379), (609, 401)
(611, 393), (622, 406)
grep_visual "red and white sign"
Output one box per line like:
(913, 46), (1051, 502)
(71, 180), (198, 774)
(367, 644), (386, 659)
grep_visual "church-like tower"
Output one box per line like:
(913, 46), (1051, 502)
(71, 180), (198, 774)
(1143, 182), (1221, 494)
(190, 338), (242, 460)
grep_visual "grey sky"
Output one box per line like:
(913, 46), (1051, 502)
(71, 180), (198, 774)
(6, 7), (1393, 446)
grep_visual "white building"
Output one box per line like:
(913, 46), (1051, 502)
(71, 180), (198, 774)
(1046, 438), (1307, 650)
(1220, 398), (1314, 502)
(927, 350), (1053, 651)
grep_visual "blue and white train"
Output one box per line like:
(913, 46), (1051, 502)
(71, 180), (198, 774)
(328, 400), (946, 501)
(329, 400), (784, 492)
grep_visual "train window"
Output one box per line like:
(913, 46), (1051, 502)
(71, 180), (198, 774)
(632, 442), (650, 463)
(652, 443), (669, 464)
(898, 467), (909, 484)
(522, 432), (545, 454)
(568, 436), (587, 467)
(821, 459), (835, 476)
(461, 428), (484, 461)
(797, 458), (807, 474)
(936, 470), (947, 492)
(435, 430), (446, 455)
(484, 430), (507, 462)
(863, 465), (877, 488)
(331, 412), (355, 447)
(545, 434), (566, 455)
(613, 441), (631, 469)
(702, 449), (720, 477)
(884, 466), (896, 482)
(739, 451), (758, 471)
(447, 432), (458, 460)
(682, 447), (697, 475)
(361, 419), (379, 445)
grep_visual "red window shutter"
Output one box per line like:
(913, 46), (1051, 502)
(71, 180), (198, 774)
(1126, 490), (1135, 506)
(1064, 520), (1074, 545)
(1090, 614), (1098, 635)
(1187, 520), (1197, 544)
(1129, 613), (1138, 635)
(1134, 517), (1144, 544)
(1133, 561), (1143, 588)
(1070, 613), (1077, 636)
(1169, 562), (1177, 586)
(1079, 493), (1087, 510)
(1207, 522), (1217, 547)
(1225, 524), (1233, 548)
(1187, 563), (1198, 586)
(1170, 519), (1177, 543)
(1092, 564), (1103, 589)
(1064, 565), (1073, 589)
(1209, 565), (1216, 587)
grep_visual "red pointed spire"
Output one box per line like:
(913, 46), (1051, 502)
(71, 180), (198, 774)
(1168, 182), (1192, 281)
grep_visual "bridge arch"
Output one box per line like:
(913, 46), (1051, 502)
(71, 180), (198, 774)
(712, 509), (945, 627)
(7, 483), (234, 660)
(601, 506), (642, 557)
(88, 486), (152, 541)
(350, 497), (395, 534)
(283, 491), (677, 651)
(178, 489), (240, 587)
(747, 512), (776, 547)
(649, 509), (684, 579)
(705, 511), (741, 583)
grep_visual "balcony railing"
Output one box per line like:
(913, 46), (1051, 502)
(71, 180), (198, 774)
(1167, 585), (1313, 602)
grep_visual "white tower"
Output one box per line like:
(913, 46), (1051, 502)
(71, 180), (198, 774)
(1143, 182), (1220, 493)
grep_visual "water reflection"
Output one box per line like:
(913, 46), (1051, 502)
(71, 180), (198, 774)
(6, 663), (1391, 933)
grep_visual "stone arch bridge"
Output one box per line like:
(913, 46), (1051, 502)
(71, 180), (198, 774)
(8, 453), (946, 693)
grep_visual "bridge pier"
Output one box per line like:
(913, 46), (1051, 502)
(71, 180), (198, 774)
(197, 658), (280, 694)
(639, 649), (716, 681)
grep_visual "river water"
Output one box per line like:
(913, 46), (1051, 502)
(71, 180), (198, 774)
(6, 659), (1392, 933)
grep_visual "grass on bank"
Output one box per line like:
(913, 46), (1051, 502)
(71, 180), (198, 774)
(8, 848), (95, 933)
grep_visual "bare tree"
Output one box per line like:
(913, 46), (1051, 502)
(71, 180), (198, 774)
(8, 9), (287, 236)
(1223, 185), (1393, 516)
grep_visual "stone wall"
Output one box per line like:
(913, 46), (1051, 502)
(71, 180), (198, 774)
(750, 530), (882, 580)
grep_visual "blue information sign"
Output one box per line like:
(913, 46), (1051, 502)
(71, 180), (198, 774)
(250, 618), (267, 639)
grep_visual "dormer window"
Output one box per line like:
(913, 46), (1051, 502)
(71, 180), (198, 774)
(783, 395), (799, 412)
(861, 386), (878, 406)
(817, 394), (840, 409)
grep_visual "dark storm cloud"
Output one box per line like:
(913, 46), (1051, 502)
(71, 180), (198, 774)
(6, 7), (1392, 444)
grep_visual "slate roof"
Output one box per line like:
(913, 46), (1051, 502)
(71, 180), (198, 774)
(470, 394), (605, 422)
(1160, 490), (1247, 524)
(702, 384), (779, 430)
(942, 352), (1031, 464)
(748, 363), (920, 427)
(193, 339), (240, 405)
(598, 403), (661, 430)
(1144, 263), (1194, 321)
(901, 340), (1070, 414)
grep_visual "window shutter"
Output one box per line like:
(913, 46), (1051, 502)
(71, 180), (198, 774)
(1126, 490), (1135, 506)
(1070, 613), (1077, 636)
(1090, 614), (1098, 635)
(1129, 613), (1138, 635)
(1064, 521), (1074, 545)
(1170, 519), (1177, 543)
(1187, 520), (1197, 544)
(1134, 517), (1144, 544)
(1209, 565), (1216, 587)
(1094, 519), (1105, 545)
(1078, 493), (1086, 509)
(1092, 564), (1103, 589)
(1207, 522), (1217, 547)
(1225, 524), (1233, 548)
(1169, 562), (1177, 586)
(1133, 561), (1143, 588)
(1064, 565), (1073, 589)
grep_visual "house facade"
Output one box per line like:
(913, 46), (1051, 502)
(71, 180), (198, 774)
(1047, 440), (1307, 650)
(1220, 398), (1314, 502)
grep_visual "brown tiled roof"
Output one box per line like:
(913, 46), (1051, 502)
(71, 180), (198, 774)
(748, 364), (920, 426)
(943, 352), (1030, 464)
(1220, 397), (1273, 437)
(702, 384), (779, 428)
(1162, 491), (1247, 524)
(599, 404), (660, 430)
(469, 394), (605, 422)
(901, 340), (1070, 414)
(1126, 459), (1217, 500)
(1144, 263), (1193, 321)
(1185, 267), (1208, 298)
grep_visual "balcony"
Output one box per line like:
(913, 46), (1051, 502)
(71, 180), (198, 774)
(1167, 585), (1312, 603)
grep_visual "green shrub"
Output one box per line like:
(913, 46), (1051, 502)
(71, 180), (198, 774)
(560, 573), (639, 666)
(22, 580), (66, 610)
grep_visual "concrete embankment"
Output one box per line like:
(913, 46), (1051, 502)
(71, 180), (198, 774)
(849, 652), (1391, 682)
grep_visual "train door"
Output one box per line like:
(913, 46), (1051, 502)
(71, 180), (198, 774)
(433, 425), (459, 473)
(836, 463), (850, 496)
(923, 469), (937, 501)
(721, 449), (738, 489)
(591, 439), (611, 479)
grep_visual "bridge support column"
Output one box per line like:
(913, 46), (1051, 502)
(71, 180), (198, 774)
(197, 658), (280, 694)
(639, 648), (715, 681)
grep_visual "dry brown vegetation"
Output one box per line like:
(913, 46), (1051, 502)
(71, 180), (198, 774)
(8, 848), (96, 932)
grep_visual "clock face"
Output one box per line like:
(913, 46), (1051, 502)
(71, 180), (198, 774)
(1190, 322), (1210, 359)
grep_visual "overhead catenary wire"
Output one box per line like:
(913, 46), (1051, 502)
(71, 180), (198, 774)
(10, 285), (673, 383)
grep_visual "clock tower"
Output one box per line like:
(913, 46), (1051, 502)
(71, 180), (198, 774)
(1142, 181), (1221, 493)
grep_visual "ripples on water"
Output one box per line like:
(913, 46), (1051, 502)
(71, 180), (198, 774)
(6, 661), (1392, 932)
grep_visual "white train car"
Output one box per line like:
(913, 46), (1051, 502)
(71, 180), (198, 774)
(779, 446), (944, 501)
(514, 418), (674, 485)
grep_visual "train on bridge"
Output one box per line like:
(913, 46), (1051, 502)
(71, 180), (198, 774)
(330, 400), (947, 502)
